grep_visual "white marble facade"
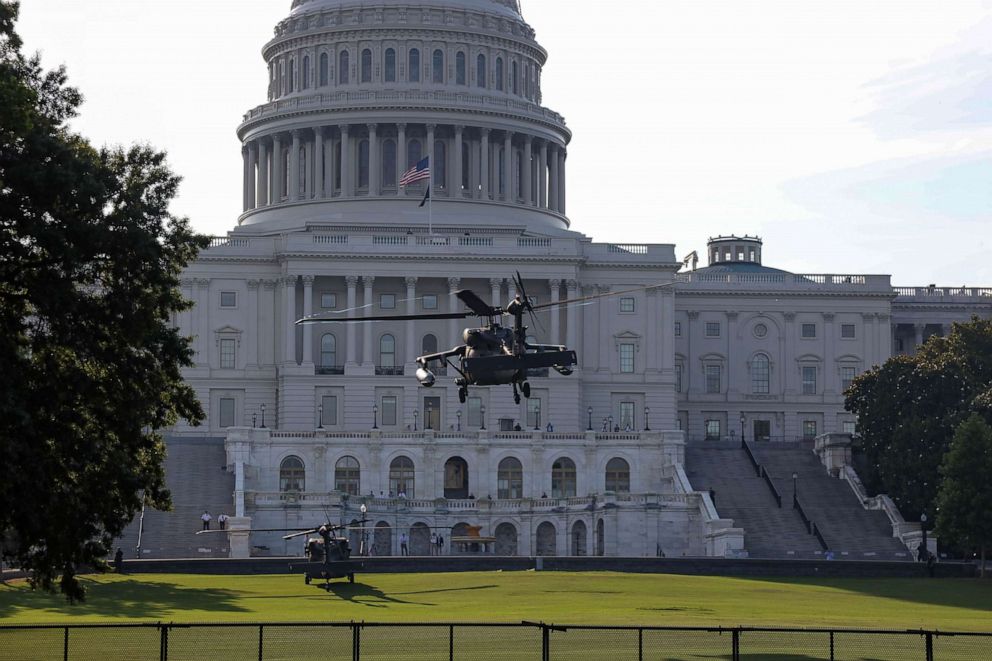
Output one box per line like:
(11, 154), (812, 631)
(170, 0), (992, 558)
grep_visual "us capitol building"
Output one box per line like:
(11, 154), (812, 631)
(169, 0), (991, 558)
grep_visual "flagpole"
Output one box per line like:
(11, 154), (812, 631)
(427, 154), (433, 236)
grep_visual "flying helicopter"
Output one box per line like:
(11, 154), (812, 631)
(297, 272), (668, 404)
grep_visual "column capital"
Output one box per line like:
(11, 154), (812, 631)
(302, 275), (316, 286)
(566, 279), (578, 291)
(822, 312), (835, 321)
(489, 278), (502, 289)
(281, 276), (297, 287)
(448, 277), (461, 291)
(405, 276), (418, 287)
(687, 311), (700, 320)
(597, 284), (611, 294)
(396, 122), (407, 131)
(195, 278), (211, 289)
(340, 124), (351, 135)
(549, 278), (561, 289)
(367, 122), (378, 133)
(291, 129), (301, 139)
(454, 124), (465, 133)
(345, 275), (360, 287)
(180, 277), (195, 288)
(314, 125), (325, 138)
(262, 279), (278, 290)
(361, 275), (375, 287)
(247, 279), (262, 290)
(481, 127), (491, 136)
(878, 313), (891, 322)
(426, 123), (437, 131)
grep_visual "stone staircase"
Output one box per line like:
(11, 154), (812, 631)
(753, 443), (911, 561)
(115, 436), (234, 559)
(684, 442), (823, 559)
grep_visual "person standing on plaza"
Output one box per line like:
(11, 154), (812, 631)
(430, 532), (437, 556)
(400, 532), (409, 556)
(201, 510), (212, 531)
(217, 513), (228, 530)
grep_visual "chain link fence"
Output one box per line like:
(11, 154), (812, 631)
(0, 622), (988, 660)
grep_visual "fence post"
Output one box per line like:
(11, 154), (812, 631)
(258, 624), (264, 661)
(925, 632), (934, 661)
(448, 625), (454, 661)
(731, 629), (740, 661)
(352, 622), (360, 661)
(638, 628), (643, 661)
(542, 624), (549, 661)
(63, 626), (69, 661)
(159, 625), (169, 661)
(829, 631), (834, 660)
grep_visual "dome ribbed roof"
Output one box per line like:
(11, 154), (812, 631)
(289, 0), (523, 19)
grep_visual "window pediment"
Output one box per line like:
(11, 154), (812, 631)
(214, 325), (243, 347)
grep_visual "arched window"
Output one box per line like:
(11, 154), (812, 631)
(455, 52), (466, 85)
(379, 334), (396, 368)
(461, 141), (470, 189)
(495, 57), (504, 91)
(497, 457), (523, 499)
(551, 457), (576, 498)
(389, 456), (414, 497)
(422, 334), (438, 354)
(338, 50), (350, 84)
(605, 458), (630, 493)
(301, 55), (310, 90)
(319, 52), (329, 86)
(358, 139), (370, 189)
(408, 48), (420, 82)
(435, 140), (447, 189)
(407, 139), (422, 170)
(279, 456), (305, 492)
(384, 48), (396, 82)
(476, 54), (487, 88)
(752, 354), (770, 394)
(335, 456), (360, 495)
(432, 49), (444, 83)
(511, 60), (519, 95)
(361, 48), (372, 83)
(382, 139), (397, 187)
(288, 58), (295, 92)
(320, 334), (337, 368)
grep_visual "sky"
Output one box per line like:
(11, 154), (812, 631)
(15, 0), (992, 284)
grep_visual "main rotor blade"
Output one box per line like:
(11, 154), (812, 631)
(530, 282), (675, 312)
(456, 289), (498, 317)
(515, 271), (530, 308)
(296, 311), (475, 325)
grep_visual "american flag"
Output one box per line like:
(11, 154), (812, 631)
(399, 157), (430, 186)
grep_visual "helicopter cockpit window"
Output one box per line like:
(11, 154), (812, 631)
(551, 457), (577, 498)
(279, 456), (305, 493)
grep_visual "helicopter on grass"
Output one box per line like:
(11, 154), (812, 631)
(297, 272), (667, 404)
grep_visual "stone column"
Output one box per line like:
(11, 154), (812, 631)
(565, 279), (578, 351)
(405, 277), (417, 365)
(489, 278), (502, 308)
(257, 138), (269, 206)
(506, 277), (516, 303)
(346, 275), (358, 366)
(368, 123), (379, 196)
(314, 127), (324, 199)
(339, 124), (350, 197)
(396, 123), (406, 196)
(549, 279), (561, 344)
(247, 143), (258, 211)
(914, 323), (925, 353)
(454, 125), (464, 197)
(878, 313), (892, 358)
(523, 136), (533, 206)
(242, 145), (250, 212)
(426, 124), (436, 193)
(480, 128), (490, 200)
(448, 277), (461, 349)
(302, 276), (315, 364)
(559, 149), (566, 214)
(272, 133), (283, 201)
(289, 130), (301, 201)
(538, 141), (548, 209)
(247, 279), (260, 369)
(283, 276), (296, 364)
(503, 131), (513, 202)
(196, 279), (210, 367)
(362, 276), (375, 366)
(549, 144), (560, 212)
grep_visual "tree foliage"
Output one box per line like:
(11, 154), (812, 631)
(845, 317), (992, 520)
(0, 1), (206, 600)
(935, 414), (992, 576)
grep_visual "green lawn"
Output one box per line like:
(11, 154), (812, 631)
(1, 571), (990, 630)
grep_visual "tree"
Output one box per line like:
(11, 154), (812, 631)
(0, 1), (206, 600)
(935, 415), (992, 577)
(845, 317), (992, 520)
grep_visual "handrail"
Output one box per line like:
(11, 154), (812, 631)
(741, 439), (761, 477)
(793, 494), (830, 551)
(760, 467), (783, 508)
(812, 522), (829, 551)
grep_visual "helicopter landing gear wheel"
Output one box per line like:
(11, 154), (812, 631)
(458, 387), (467, 404)
(348, 573), (355, 584)
(521, 381), (531, 399)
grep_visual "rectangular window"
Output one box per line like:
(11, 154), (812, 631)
(843, 421), (856, 435)
(751, 358), (770, 394)
(526, 398), (541, 429)
(380, 293), (396, 309)
(619, 401), (634, 431)
(381, 395), (397, 426)
(220, 339), (236, 369)
(674, 321), (682, 337)
(422, 294), (438, 310)
(802, 420), (817, 438)
(705, 365), (721, 393)
(220, 291), (237, 308)
(801, 323), (817, 339)
(619, 343), (635, 373)
(467, 397), (482, 428)
(841, 324), (856, 339)
(321, 395), (337, 426)
(219, 398), (235, 428)
(841, 366), (856, 391)
(499, 418), (514, 432)
(705, 322), (720, 338)
(675, 365), (683, 393)
(321, 293), (337, 309)
(802, 366), (817, 395)
(619, 297), (635, 313)
(705, 419), (721, 440)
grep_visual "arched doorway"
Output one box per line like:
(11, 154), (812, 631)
(444, 456), (469, 499)
(374, 521), (392, 557)
(572, 521), (587, 556)
(389, 456), (414, 497)
(410, 522), (431, 555)
(495, 522), (518, 556)
(536, 521), (556, 556)
(596, 518), (605, 556)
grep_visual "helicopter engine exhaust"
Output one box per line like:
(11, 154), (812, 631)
(415, 367), (436, 387)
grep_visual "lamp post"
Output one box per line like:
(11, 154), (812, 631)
(252, 413), (257, 429)
(426, 402), (433, 430)
(360, 504), (368, 556)
(740, 414), (746, 444)
(644, 407), (651, 431)
(534, 409), (541, 431)
(792, 472), (799, 507)
(260, 403), (266, 429)
(372, 404), (378, 430)
(608, 415), (613, 432)
(456, 410), (462, 432)
(480, 405), (486, 430)
(921, 512), (928, 560)
(413, 409), (418, 431)
(317, 405), (323, 429)
(587, 407), (593, 431)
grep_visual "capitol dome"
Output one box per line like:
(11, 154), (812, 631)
(235, 0), (571, 235)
